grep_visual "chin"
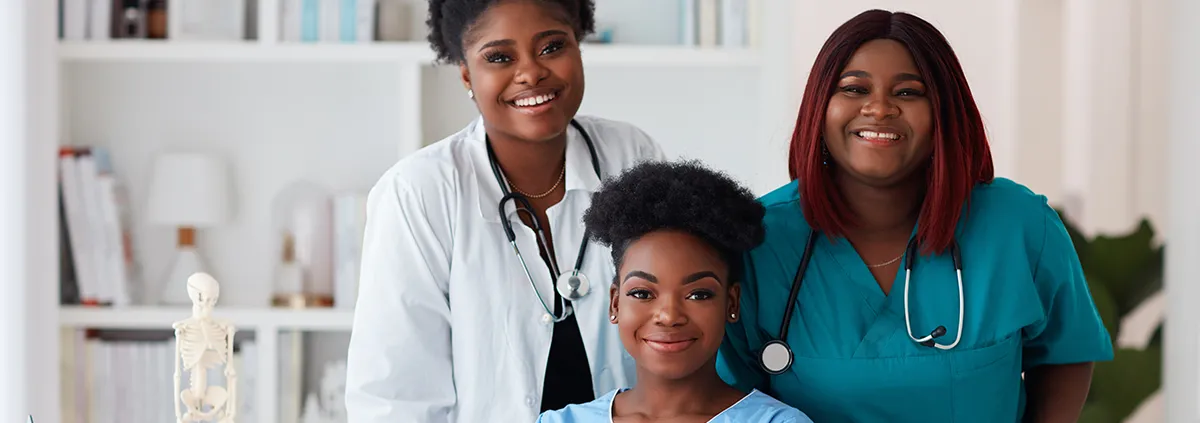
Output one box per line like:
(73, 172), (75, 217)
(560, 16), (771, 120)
(641, 361), (702, 381)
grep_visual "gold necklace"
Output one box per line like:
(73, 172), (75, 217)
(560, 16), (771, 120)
(510, 163), (566, 199)
(866, 253), (904, 268)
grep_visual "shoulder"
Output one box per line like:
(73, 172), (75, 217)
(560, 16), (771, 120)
(536, 389), (617, 422)
(753, 180), (810, 250)
(366, 123), (477, 207)
(961, 177), (1066, 261)
(571, 115), (664, 164)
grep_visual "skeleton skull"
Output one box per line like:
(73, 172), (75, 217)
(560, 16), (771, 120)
(187, 272), (220, 316)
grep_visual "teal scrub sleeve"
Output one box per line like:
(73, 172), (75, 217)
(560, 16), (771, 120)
(1020, 205), (1115, 370)
(717, 255), (769, 393)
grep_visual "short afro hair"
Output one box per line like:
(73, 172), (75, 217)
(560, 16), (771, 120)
(426, 0), (596, 64)
(583, 160), (766, 283)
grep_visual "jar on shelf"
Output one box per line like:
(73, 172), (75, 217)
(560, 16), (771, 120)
(270, 180), (334, 308)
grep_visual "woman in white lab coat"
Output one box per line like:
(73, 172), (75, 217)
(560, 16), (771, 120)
(343, 0), (665, 422)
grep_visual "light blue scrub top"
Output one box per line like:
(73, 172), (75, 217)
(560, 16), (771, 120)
(716, 178), (1114, 422)
(536, 388), (813, 423)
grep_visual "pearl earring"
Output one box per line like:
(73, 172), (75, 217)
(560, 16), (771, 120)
(467, 89), (474, 99)
(609, 315), (616, 322)
(730, 313), (737, 320)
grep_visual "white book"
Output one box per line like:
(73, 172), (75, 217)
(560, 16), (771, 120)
(679, 0), (697, 46)
(59, 151), (98, 302)
(320, 0), (339, 42)
(719, 0), (747, 47)
(87, 0), (111, 40)
(279, 0), (303, 41)
(93, 148), (131, 306)
(63, 0), (89, 40)
(75, 152), (113, 304)
(697, 0), (719, 47)
(355, 0), (376, 43)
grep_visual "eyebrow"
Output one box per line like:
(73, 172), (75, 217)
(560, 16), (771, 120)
(839, 70), (924, 83)
(622, 270), (722, 285)
(477, 29), (569, 52)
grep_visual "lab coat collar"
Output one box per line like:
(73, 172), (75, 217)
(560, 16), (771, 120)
(472, 117), (603, 223)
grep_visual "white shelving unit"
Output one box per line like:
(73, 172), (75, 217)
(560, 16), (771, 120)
(54, 1), (798, 422)
(58, 40), (762, 67)
(59, 305), (354, 331)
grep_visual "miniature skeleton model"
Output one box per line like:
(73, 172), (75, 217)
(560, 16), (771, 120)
(173, 272), (238, 423)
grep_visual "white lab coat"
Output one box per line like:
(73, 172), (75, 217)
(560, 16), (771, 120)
(345, 115), (667, 423)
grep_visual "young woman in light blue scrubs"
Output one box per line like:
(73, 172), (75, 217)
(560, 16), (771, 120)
(539, 161), (811, 423)
(717, 9), (1114, 423)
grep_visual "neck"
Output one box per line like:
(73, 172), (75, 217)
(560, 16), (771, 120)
(835, 170), (925, 241)
(623, 362), (733, 417)
(485, 124), (568, 195)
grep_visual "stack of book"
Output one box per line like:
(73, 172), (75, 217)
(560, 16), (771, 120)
(58, 146), (138, 307)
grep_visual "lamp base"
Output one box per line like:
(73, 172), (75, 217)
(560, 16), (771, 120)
(159, 246), (209, 306)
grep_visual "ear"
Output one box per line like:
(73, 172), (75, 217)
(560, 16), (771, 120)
(608, 278), (620, 324)
(459, 62), (472, 93)
(726, 282), (741, 323)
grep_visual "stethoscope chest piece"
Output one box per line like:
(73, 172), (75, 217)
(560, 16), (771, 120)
(556, 272), (591, 301)
(759, 340), (794, 375)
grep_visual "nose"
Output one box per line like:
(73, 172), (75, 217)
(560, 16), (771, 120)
(653, 298), (688, 327)
(514, 57), (551, 86)
(861, 93), (900, 120)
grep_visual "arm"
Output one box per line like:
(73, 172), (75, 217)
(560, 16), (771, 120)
(344, 172), (456, 423)
(1024, 362), (1094, 422)
(1020, 204), (1115, 422)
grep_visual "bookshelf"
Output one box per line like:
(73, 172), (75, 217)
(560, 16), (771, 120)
(53, 1), (798, 422)
(59, 40), (763, 67)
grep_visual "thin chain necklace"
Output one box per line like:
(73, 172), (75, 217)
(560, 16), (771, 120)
(867, 253), (904, 268)
(509, 161), (566, 199)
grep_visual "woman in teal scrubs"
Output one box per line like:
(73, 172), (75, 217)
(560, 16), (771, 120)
(717, 9), (1113, 422)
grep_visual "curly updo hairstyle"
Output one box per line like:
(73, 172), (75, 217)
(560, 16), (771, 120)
(426, 0), (597, 64)
(583, 160), (767, 283)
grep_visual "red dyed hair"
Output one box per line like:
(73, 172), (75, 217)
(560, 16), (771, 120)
(788, 9), (994, 255)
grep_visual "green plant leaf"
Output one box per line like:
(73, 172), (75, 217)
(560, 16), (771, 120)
(1088, 346), (1163, 420)
(1086, 219), (1158, 315)
(1087, 278), (1120, 343)
(1077, 403), (1119, 423)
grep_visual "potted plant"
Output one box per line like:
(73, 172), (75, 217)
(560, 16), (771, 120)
(1056, 210), (1164, 423)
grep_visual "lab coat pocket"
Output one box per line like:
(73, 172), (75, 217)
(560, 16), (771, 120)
(948, 334), (1023, 422)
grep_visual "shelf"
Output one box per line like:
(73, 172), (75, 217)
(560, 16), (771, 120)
(59, 305), (355, 331)
(57, 40), (761, 67)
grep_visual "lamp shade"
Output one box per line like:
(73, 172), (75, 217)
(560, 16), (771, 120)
(146, 152), (232, 226)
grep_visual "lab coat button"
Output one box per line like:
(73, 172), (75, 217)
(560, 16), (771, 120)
(526, 397), (534, 406)
(541, 314), (552, 324)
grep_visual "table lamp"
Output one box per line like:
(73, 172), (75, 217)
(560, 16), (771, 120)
(147, 152), (232, 306)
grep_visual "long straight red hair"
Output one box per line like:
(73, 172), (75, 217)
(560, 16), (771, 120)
(788, 9), (994, 255)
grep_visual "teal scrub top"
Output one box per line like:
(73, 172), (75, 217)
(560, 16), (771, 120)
(717, 177), (1114, 423)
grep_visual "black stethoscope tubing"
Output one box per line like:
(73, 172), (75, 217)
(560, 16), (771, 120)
(759, 229), (964, 375)
(487, 119), (601, 321)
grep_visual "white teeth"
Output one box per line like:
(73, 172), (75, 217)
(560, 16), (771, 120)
(857, 130), (900, 140)
(514, 92), (556, 107)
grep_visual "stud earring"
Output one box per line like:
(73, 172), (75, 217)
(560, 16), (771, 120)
(730, 313), (737, 320)
(467, 89), (474, 99)
(609, 315), (616, 322)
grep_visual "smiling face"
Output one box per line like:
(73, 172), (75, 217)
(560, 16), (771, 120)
(824, 38), (935, 187)
(609, 230), (740, 381)
(458, 0), (585, 143)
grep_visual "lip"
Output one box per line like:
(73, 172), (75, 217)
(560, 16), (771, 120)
(850, 125), (906, 147)
(506, 87), (563, 116)
(642, 333), (698, 354)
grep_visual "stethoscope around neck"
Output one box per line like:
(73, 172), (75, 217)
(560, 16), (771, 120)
(487, 119), (601, 323)
(758, 230), (965, 375)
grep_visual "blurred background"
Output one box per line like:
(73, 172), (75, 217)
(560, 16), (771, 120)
(2, 0), (1198, 422)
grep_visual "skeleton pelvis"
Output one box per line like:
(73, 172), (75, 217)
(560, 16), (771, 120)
(181, 385), (229, 411)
